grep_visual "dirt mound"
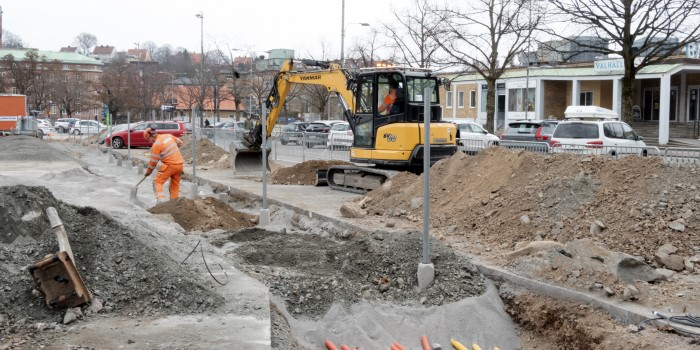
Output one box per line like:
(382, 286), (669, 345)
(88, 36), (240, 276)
(180, 136), (230, 168)
(363, 147), (700, 305)
(0, 185), (225, 339)
(211, 228), (486, 319)
(269, 159), (352, 185)
(148, 197), (257, 231)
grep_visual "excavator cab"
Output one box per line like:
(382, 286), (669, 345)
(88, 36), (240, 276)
(348, 68), (455, 168)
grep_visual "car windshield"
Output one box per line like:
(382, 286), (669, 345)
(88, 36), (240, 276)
(283, 125), (294, 131)
(553, 123), (599, 138)
(331, 124), (350, 131)
(505, 123), (539, 134)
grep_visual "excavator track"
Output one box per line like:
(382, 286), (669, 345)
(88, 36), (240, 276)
(324, 165), (401, 194)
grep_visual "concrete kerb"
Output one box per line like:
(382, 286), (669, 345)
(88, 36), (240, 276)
(475, 263), (671, 330)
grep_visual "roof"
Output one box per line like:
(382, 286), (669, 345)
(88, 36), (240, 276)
(0, 49), (103, 66)
(92, 45), (115, 55)
(447, 63), (685, 82)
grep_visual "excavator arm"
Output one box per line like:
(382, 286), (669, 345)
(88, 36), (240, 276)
(241, 59), (355, 149)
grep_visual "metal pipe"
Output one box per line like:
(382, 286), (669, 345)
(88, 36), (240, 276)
(46, 207), (74, 262)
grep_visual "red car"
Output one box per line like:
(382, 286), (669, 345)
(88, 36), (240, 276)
(106, 121), (186, 148)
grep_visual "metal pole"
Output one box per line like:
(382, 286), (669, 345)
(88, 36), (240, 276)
(340, 0), (346, 68)
(262, 106), (268, 209)
(127, 112), (131, 160)
(422, 86), (431, 264)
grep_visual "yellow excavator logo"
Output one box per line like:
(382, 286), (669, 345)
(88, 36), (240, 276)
(384, 133), (397, 142)
(300, 75), (321, 81)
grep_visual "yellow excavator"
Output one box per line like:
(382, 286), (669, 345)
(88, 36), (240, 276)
(234, 59), (457, 193)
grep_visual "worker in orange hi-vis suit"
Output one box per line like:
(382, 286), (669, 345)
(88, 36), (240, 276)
(143, 125), (184, 203)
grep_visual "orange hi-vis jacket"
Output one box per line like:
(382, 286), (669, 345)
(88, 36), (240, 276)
(147, 134), (184, 173)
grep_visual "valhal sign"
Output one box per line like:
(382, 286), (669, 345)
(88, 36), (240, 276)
(594, 59), (624, 71)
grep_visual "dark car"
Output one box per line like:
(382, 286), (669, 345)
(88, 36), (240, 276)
(499, 120), (558, 152)
(280, 122), (309, 145)
(303, 120), (344, 148)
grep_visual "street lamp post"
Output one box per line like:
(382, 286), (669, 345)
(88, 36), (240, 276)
(340, 0), (369, 68)
(193, 11), (204, 185)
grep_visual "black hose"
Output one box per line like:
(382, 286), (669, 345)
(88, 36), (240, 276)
(638, 312), (700, 338)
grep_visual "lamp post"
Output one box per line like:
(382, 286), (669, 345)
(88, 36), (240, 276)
(193, 11), (204, 185)
(340, 0), (369, 68)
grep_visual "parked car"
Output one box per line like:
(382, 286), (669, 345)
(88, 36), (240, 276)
(550, 106), (647, 156)
(499, 120), (553, 152)
(54, 118), (78, 133)
(70, 120), (106, 135)
(534, 120), (560, 142)
(327, 122), (353, 150)
(97, 124), (129, 144)
(280, 122), (309, 145)
(446, 119), (499, 154)
(304, 120), (345, 148)
(106, 121), (186, 148)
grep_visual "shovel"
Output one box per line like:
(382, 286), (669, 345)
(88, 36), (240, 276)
(130, 175), (148, 203)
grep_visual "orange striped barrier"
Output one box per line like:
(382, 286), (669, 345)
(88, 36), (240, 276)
(450, 338), (469, 350)
(421, 335), (431, 350)
(393, 341), (406, 350)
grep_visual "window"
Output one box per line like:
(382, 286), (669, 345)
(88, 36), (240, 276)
(480, 86), (487, 112)
(405, 77), (437, 103)
(11, 87), (18, 94)
(507, 88), (535, 112)
(356, 77), (373, 114)
(446, 91), (452, 108)
(579, 91), (593, 106)
(458, 91), (465, 108)
(621, 123), (637, 140)
(469, 90), (476, 108)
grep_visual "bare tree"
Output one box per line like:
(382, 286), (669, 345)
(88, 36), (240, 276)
(434, 0), (542, 131)
(55, 70), (92, 118)
(383, 0), (447, 68)
(74, 32), (98, 56)
(349, 28), (392, 68)
(0, 51), (41, 95)
(93, 57), (137, 122)
(213, 45), (245, 119)
(2, 30), (25, 48)
(548, 0), (700, 121)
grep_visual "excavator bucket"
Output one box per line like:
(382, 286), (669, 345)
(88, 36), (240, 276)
(229, 140), (271, 175)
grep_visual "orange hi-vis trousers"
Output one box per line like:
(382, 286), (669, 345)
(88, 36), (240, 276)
(153, 163), (184, 201)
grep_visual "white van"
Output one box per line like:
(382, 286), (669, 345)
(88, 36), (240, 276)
(550, 106), (647, 156)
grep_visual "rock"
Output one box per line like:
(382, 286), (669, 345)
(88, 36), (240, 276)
(654, 268), (676, 281)
(63, 309), (77, 325)
(410, 198), (422, 210)
(519, 215), (530, 224)
(590, 222), (603, 235)
(657, 243), (678, 256)
(385, 221), (396, 228)
(622, 285), (639, 301)
(506, 241), (564, 260)
(340, 202), (367, 218)
(655, 254), (685, 272)
(628, 325), (639, 332)
(668, 220), (686, 232)
(604, 287), (615, 296)
(684, 258), (694, 273)
(616, 256), (663, 283)
(593, 219), (606, 229)
(88, 298), (104, 313)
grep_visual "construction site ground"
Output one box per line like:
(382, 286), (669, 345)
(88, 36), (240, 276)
(1, 135), (699, 349)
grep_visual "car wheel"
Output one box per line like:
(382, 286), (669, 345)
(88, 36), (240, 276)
(57, 126), (63, 133)
(642, 149), (648, 157)
(112, 137), (124, 149)
(73, 129), (81, 135)
(36, 130), (44, 139)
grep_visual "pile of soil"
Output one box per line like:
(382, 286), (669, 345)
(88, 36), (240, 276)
(180, 136), (230, 168)
(148, 197), (257, 232)
(269, 160), (351, 185)
(0, 185), (225, 344)
(357, 147), (700, 347)
(210, 228), (485, 319)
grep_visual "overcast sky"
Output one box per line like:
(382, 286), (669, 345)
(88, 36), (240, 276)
(2, 0), (404, 59)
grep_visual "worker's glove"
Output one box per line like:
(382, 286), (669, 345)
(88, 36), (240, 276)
(145, 169), (152, 176)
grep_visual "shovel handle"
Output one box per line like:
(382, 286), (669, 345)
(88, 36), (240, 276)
(136, 175), (148, 187)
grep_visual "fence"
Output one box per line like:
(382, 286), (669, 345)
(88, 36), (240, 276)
(188, 130), (700, 168)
